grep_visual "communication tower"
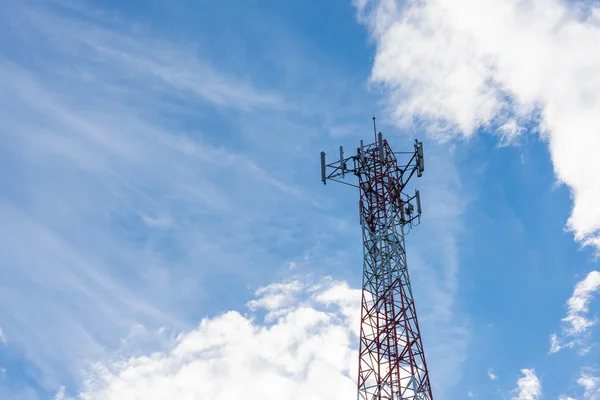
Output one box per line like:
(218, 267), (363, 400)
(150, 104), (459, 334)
(320, 118), (433, 400)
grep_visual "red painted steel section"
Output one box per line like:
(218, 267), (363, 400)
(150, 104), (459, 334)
(356, 140), (433, 400)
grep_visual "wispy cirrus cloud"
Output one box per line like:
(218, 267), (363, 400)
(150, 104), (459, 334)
(0, 1), (472, 399)
(404, 143), (470, 396)
(563, 271), (600, 336)
(0, 0), (306, 395)
(10, 0), (285, 113)
(488, 368), (498, 381)
(551, 271), (600, 354)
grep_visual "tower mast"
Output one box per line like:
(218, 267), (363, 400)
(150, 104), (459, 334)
(321, 120), (432, 400)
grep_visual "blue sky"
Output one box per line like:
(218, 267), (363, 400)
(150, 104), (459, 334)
(1, 0), (600, 399)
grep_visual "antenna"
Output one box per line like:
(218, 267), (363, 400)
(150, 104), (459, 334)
(320, 151), (327, 184)
(378, 132), (384, 163)
(416, 189), (422, 216)
(340, 146), (345, 178)
(416, 140), (424, 177)
(373, 116), (377, 142)
(360, 140), (365, 164)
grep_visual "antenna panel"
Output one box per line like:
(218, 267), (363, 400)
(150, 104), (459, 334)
(360, 140), (365, 164)
(378, 132), (384, 162)
(340, 146), (345, 178)
(418, 142), (424, 174)
(321, 151), (327, 184)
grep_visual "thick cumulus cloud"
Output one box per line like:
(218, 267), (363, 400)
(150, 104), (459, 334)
(356, 0), (600, 251)
(75, 278), (361, 400)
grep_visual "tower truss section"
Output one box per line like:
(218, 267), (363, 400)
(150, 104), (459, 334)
(320, 120), (433, 400)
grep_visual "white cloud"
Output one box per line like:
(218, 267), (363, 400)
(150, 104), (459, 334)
(512, 369), (542, 400)
(564, 271), (600, 334)
(578, 370), (600, 400)
(488, 368), (498, 380)
(24, 2), (284, 112)
(578, 375), (600, 392)
(0, 326), (6, 346)
(559, 369), (600, 400)
(0, 0), (304, 391)
(77, 277), (360, 400)
(549, 333), (561, 353)
(53, 386), (66, 400)
(246, 281), (307, 321)
(551, 271), (600, 353)
(138, 213), (173, 229)
(394, 143), (470, 395)
(356, 0), (600, 252)
(0, 1), (469, 398)
(312, 280), (361, 337)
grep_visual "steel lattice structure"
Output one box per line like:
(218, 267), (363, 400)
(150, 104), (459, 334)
(321, 119), (433, 400)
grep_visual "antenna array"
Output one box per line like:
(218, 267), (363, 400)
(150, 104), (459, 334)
(321, 120), (433, 400)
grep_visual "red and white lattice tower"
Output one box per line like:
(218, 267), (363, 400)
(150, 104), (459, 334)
(321, 119), (433, 400)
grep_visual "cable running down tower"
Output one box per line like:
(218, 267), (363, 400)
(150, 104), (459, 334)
(320, 119), (433, 400)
